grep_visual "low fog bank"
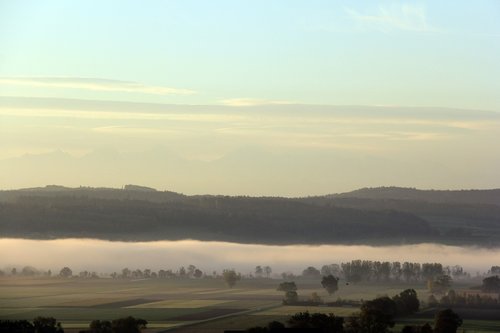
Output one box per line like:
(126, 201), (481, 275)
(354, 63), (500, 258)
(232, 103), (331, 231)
(1, 238), (498, 275)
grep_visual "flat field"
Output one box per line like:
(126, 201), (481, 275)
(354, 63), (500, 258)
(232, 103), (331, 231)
(0, 277), (283, 332)
(1, 277), (499, 332)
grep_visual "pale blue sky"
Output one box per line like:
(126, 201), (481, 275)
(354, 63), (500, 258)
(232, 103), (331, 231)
(1, 0), (500, 109)
(1, 1), (500, 194)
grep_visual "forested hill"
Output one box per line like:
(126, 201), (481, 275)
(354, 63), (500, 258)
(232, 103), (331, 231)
(0, 185), (185, 203)
(302, 187), (500, 246)
(328, 187), (500, 206)
(0, 186), (499, 246)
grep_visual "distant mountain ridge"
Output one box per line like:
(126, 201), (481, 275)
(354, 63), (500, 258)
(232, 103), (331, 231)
(0, 185), (499, 246)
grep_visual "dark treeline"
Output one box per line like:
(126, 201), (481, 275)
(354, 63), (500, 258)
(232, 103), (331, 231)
(326, 187), (500, 206)
(7, 262), (498, 285)
(0, 317), (64, 333)
(6, 260), (500, 292)
(1, 185), (500, 245)
(0, 316), (147, 333)
(244, 289), (464, 333)
(280, 261), (472, 284)
(4, 261), (486, 283)
(339, 261), (467, 284)
(3, 185), (499, 206)
(0, 194), (433, 244)
(244, 309), (462, 333)
(429, 287), (500, 309)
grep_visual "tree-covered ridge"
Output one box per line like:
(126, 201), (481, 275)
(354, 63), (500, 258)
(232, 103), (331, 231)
(328, 186), (500, 206)
(0, 195), (431, 244)
(0, 185), (499, 245)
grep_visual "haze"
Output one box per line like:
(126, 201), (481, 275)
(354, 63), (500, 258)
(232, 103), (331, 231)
(2, 239), (499, 275)
(1, 3), (500, 331)
(1, 1), (500, 196)
(2, 99), (500, 196)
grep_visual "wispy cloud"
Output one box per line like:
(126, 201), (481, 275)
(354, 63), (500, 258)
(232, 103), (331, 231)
(91, 126), (185, 135)
(220, 98), (295, 107)
(342, 131), (449, 141)
(0, 108), (247, 122)
(215, 126), (450, 145)
(1, 107), (498, 132)
(0, 77), (196, 95)
(346, 4), (436, 33)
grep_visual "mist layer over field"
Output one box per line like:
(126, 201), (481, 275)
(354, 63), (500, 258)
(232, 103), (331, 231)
(1, 238), (498, 275)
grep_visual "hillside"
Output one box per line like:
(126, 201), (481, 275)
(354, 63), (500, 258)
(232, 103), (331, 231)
(0, 186), (499, 246)
(330, 186), (500, 206)
(302, 187), (500, 246)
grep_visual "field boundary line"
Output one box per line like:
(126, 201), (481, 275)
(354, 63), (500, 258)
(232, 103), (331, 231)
(156, 302), (282, 332)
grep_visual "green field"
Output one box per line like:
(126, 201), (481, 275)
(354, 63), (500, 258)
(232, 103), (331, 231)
(1, 277), (499, 332)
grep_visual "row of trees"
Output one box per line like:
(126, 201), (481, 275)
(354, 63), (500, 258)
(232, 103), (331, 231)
(281, 262), (471, 283)
(249, 308), (462, 333)
(0, 316), (147, 333)
(254, 265), (272, 278)
(425, 275), (500, 309)
(427, 275), (453, 294)
(247, 291), (462, 333)
(113, 266), (243, 288)
(340, 261), (466, 283)
(30, 265), (212, 280)
(428, 290), (500, 308)
(0, 317), (64, 333)
(111, 265), (238, 280)
(1, 265), (246, 282)
(115, 267), (189, 279)
(482, 275), (500, 292)
(0, 267), (52, 277)
(277, 275), (342, 305)
(6, 263), (498, 285)
(1, 265), (244, 288)
(8, 263), (500, 281)
(80, 317), (146, 333)
(0, 267), (92, 279)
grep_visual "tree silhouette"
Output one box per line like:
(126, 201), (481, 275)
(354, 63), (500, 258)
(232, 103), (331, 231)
(434, 309), (462, 333)
(277, 281), (297, 292)
(193, 269), (203, 279)
(59, 267), (72, 278)
(110, 316), (147, 333)
(222, 269), (240, 288)
(321, 275), (339, 295)
(392, 289), (419, 315)
(277, 281), (298, 305)
(350, 296), (397, 333)
(255, 266), (263, 278)
(430, 275), (452, 293)
(88, 319), (112, 333)
(482, 275), (500, 292)
(0, 319), (35, 333)
(288, 312), (344, 332)
(284, 291), (298, 304)
(264, 266), (272, 278)
(302, 266), (321, 279)
(33, 316), (64, 333)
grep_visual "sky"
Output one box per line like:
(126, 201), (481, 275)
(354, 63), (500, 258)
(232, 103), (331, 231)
(1, 1), (500, 195)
